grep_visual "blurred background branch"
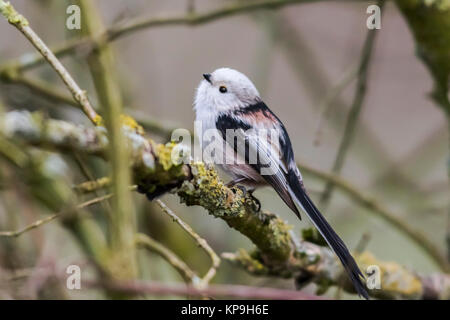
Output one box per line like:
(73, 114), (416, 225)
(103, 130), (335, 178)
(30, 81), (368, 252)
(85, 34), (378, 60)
(319, 0), (385, 208)
(395, 0), (450, 264)
(79, 0), (137, 281)
(0, 0), (323, 74)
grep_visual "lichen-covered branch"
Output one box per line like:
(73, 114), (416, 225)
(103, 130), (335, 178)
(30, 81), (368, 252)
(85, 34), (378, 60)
(0, 111), (107, 156)
(79, 0), (138, 280)
(2, 110), (449, 299)
(85, 278), (324, 300)
(0, 110), (187, 180)
(174, 162), (450, 299)
(226, 247), (450, 299)
(176, 164), (293, 266)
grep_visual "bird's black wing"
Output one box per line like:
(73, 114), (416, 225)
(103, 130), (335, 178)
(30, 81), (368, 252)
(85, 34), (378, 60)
(215, 110), (301, 217)
(228, 101), (369, 299)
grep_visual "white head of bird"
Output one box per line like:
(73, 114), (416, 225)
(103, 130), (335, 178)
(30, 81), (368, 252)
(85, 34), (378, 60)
(194, 67), (260, 114)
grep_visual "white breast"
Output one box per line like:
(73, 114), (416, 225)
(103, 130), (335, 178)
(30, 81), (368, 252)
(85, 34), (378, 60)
(194, 107), (264, 184)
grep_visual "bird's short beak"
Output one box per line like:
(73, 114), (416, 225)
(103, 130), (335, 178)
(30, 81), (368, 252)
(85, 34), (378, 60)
(203, 73), (212, 84)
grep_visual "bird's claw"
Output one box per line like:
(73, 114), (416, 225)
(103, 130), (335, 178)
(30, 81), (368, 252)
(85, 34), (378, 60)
(244, 189), (261, 212)
(248, 190), (261, 212)
(232, 185), (247, 197)
(227, 181), (261, 212)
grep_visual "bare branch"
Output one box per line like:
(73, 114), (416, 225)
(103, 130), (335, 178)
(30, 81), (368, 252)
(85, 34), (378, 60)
(3, 110), (446, 272)
(0, 0), (99, 124)
(319, 0), (385, 208)
(136, 233), (199, 284)
(299, 162), (449, 272)
(0, 72), (78, 108)
(396, 0), (450, 264)
(313, 63), (358, 146)
(85, 278), (324, 300)
(0, 0), (321, 73)
(155, 199), (220, 287)
(0, 193), (113, 238)
(74, 177), (112, 194)
(270, 12), (397, 190)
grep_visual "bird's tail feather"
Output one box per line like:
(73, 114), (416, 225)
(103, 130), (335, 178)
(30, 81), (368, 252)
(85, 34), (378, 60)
(287, 172), (369, 299)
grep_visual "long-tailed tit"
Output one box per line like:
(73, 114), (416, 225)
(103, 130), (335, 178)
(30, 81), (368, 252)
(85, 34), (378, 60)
(194, 67), (368, 299)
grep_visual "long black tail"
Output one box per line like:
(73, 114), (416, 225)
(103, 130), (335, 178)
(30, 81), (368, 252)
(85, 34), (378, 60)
(288, 173), (369, 299)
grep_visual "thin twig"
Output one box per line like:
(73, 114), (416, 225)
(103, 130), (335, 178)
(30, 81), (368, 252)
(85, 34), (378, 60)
(319, 0), (385, 208)
(314, 63), (359, 146)
(0, 0), (320, 73)
(155, 199), (220, 286)
(354, 232), (372, 255)
(186, 0), (196, 14)
(2, 73), (79, 108)
(299, 161), (449, 272)
(1, 74), (173, 138)
(73, 154), (113, 218)
(135, 233), (199, 283)
(0, 1), (99, 124)
(0, 193), (113, 238)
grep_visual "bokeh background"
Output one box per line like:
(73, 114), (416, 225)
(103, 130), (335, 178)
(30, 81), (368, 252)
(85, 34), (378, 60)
(0, 0), (448, 299)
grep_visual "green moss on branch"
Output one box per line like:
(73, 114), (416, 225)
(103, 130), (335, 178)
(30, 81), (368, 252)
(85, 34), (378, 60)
(177, 163), (294, 264)
(3, 110), (450, 299)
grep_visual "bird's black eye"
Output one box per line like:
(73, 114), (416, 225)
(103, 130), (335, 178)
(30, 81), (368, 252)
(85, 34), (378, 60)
(219, 86), (227, 93)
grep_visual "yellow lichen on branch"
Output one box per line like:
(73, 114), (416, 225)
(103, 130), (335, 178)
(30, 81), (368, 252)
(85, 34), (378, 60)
(2, 109), (450, 299)
(357, 252), (423, 299)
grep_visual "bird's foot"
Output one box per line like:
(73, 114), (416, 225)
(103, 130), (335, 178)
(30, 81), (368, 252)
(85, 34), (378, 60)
(248, 190), (261, 212)
(226, 178), (247, 188)
(235, 185), (247, 197)
(226, 179), (261, 212)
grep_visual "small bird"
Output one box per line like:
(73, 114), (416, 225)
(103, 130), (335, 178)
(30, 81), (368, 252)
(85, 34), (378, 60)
(194, 67), (368, 299)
